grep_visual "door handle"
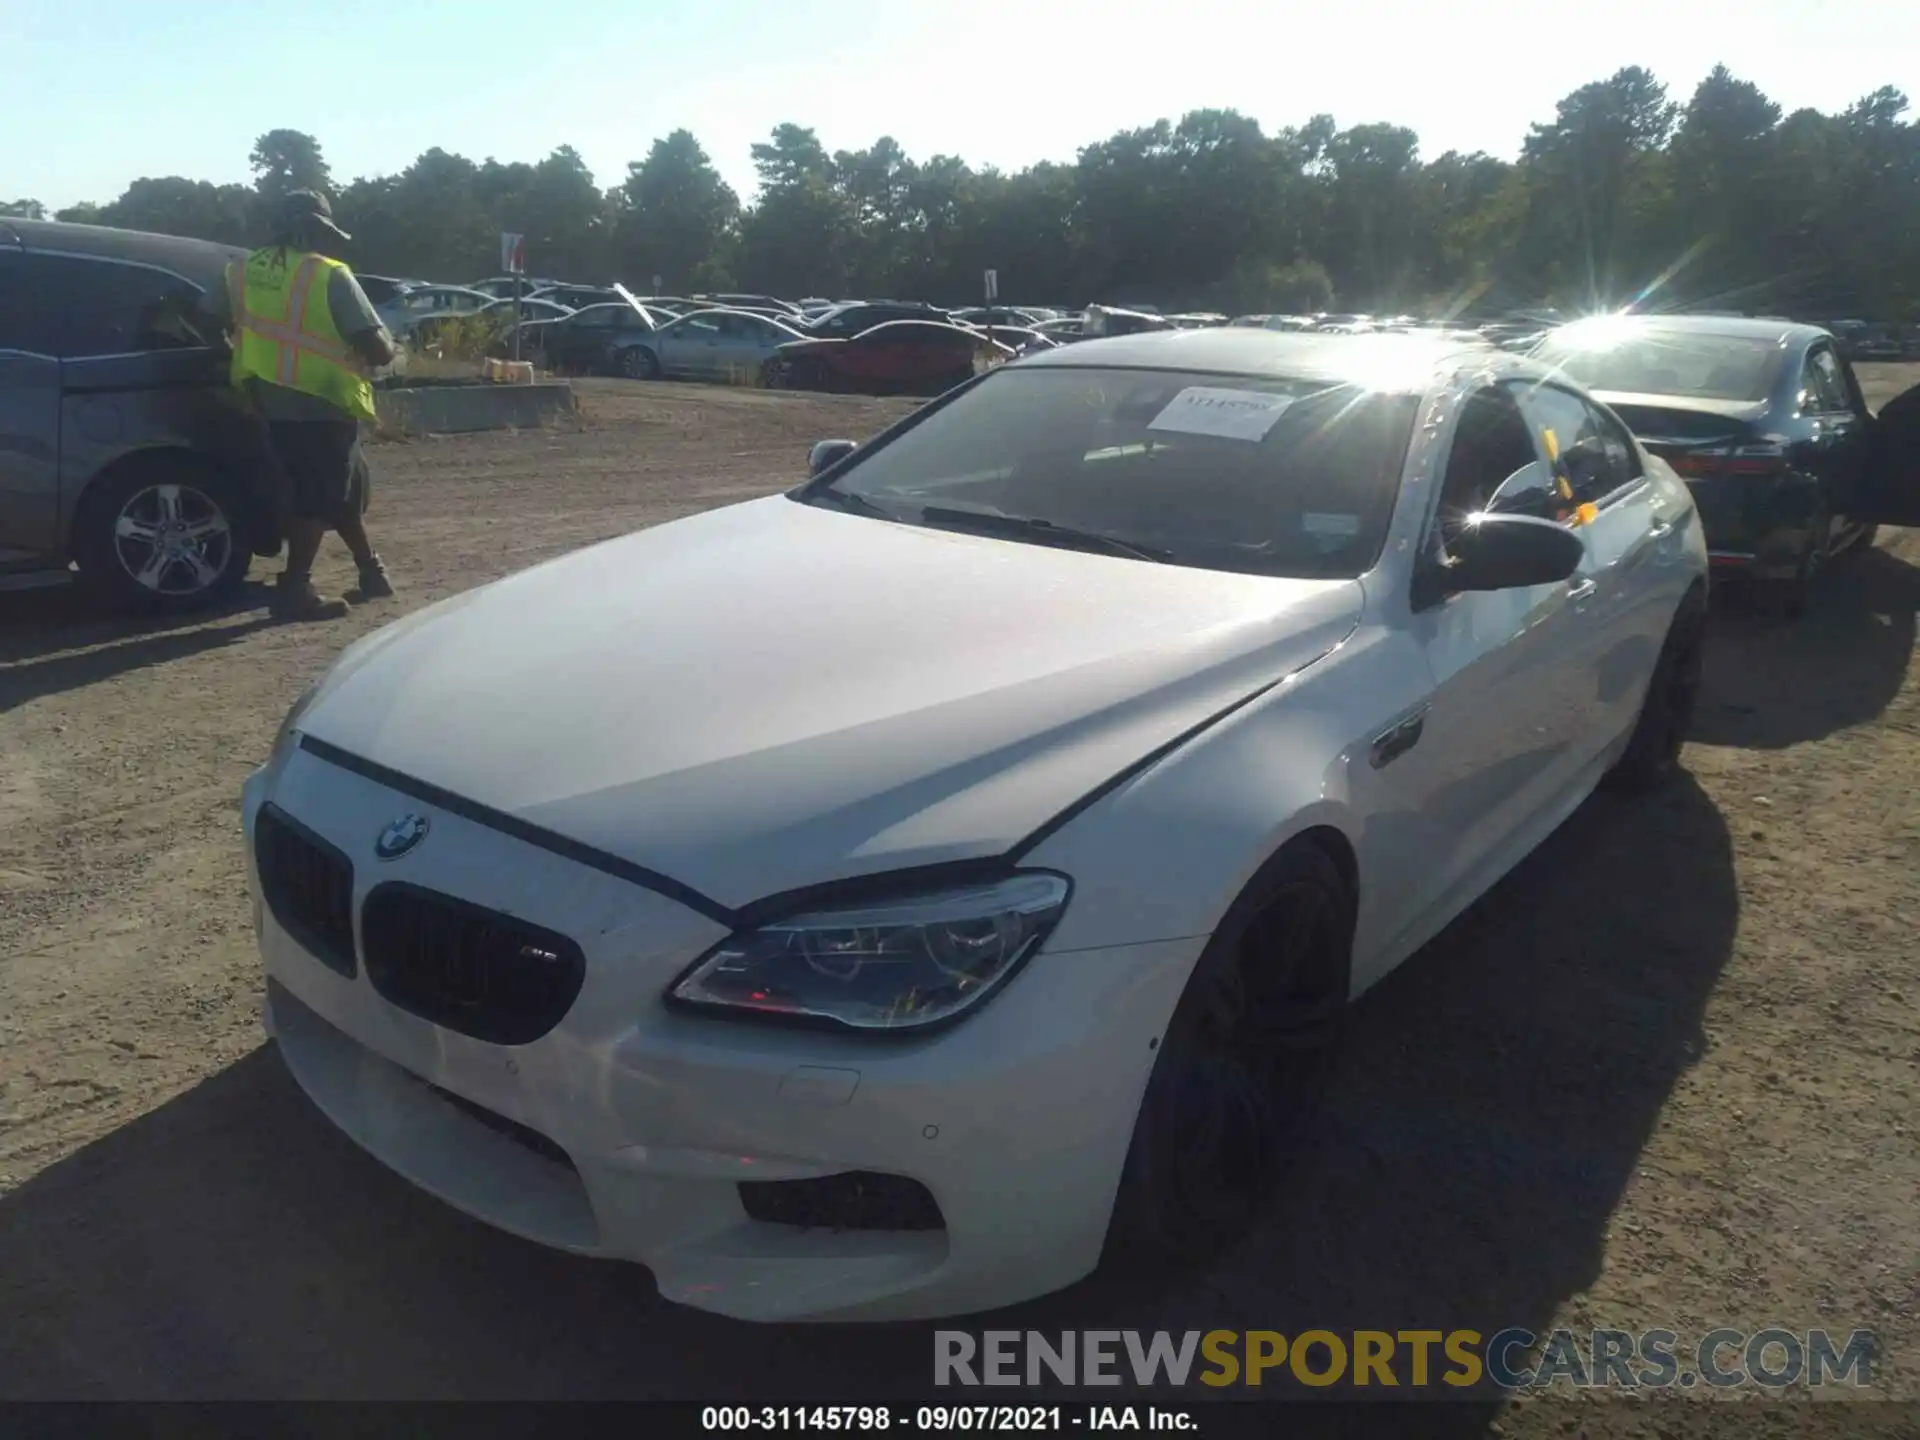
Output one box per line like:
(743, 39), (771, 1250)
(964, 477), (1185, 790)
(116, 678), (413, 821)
(1369, 708), (1427, 769)
(1647, 520), (1672, 540)
(1566, 579), (1598, 601)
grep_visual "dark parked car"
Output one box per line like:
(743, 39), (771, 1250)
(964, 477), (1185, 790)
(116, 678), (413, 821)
(767, 320), (1014, 396)
(518, 301), (663, 373)
(0, 218), (289, 610)
(692, 292), (804, 318)
(950, 306), (1047, 329)
(800, 301), (951, 339)
(1531, 314), (1920, 615)
(525, 284), (626, 310)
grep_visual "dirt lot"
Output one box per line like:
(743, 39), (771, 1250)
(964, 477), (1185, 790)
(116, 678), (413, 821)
(1, 371), (1916, 1424)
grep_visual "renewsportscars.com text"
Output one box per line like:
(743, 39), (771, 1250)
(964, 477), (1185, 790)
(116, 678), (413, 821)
(933, 1328), (1876, 1391)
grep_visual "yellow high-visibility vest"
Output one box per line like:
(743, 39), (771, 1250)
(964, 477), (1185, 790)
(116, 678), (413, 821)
(226, 248), (377, 422)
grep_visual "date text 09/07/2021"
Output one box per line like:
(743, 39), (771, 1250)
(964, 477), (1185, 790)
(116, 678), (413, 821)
(701, 1406), (1192, 1432)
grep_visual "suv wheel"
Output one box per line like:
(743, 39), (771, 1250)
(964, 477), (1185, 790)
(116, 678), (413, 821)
(74, 455), (251, 613)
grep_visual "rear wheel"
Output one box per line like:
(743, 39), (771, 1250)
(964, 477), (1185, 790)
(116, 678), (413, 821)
(1750, 505), (1831, 621)
(73, 454), (251, 614)
(1605, 586), (1706, 792)
(1107, 841), (1353, 1268)
(618, 346), (660, 380)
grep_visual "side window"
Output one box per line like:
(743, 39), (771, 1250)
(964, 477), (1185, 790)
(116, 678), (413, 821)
(1808, 348), (1853, 414)
(1436, 387), (1544, 541)
(1505, 380), (1620, 509)
(1590, 403), (1645, 489)
(574, 308), (613, 329)
(0, 252), (63, 354)
(46, 255), (212, 357)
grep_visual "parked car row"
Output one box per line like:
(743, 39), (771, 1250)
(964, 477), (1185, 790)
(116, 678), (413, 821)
(6, 215), (1916, 616)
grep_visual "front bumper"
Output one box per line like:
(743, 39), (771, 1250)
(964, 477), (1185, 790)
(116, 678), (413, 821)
(242, 745), (1200, 1322)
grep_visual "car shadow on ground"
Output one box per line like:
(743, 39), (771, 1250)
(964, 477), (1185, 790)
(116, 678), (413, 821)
(0, 581), (279, 710)
(0, 773), (1736, 1415)
(1690, 541), (1917, 750)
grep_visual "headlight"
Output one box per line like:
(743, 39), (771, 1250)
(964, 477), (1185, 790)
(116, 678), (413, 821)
(667, 872), (1071, 1032)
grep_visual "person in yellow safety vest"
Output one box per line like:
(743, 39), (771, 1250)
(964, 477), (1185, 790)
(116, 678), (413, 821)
(203, 189), (397, 620)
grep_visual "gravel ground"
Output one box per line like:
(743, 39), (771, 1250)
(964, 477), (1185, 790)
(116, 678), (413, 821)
(0, 372), (1915, 1430)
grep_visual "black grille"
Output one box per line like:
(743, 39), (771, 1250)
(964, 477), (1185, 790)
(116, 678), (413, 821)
(255, 805), (356, 976)
(360, 883), (585, 1046)
(739, 1171), (946, 1232)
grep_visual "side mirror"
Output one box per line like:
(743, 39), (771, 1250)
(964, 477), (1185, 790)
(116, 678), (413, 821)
(808, 438), (857, 476)
(1444, 512), (1586, 594)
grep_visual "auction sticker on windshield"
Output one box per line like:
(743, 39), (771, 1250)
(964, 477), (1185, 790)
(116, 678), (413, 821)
(1148, 387), (1296, 442)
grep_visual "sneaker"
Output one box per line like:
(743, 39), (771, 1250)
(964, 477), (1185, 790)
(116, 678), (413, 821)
(351, 560), (395, 601)
(271, 576), (351, 621)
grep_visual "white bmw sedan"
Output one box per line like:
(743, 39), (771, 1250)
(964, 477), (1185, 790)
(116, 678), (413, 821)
(243, 330), (1708, 1322)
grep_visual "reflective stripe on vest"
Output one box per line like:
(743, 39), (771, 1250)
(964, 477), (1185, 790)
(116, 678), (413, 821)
(231, 255), (360, 381)
(229, 249), (377, 422)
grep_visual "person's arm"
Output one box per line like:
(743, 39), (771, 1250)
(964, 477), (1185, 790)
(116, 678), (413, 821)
(329, 268), (398, 369)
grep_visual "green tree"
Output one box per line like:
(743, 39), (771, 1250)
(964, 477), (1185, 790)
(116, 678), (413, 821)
(616, 130), (740, 292)
(1518, 67), (1677, 307)
(249, 129), (333, 204)
(34, 66), (1920, 324)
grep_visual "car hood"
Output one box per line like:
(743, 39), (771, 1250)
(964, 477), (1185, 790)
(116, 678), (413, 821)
(300, 496), (1362, 911)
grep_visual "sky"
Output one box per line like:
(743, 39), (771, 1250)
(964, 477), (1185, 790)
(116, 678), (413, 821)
(3, 0), (1916, 212)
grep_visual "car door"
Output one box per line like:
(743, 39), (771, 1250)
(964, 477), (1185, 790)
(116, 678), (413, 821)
(1390, 384), (1598, 943)
(0, 247), (62, 561)
(1505, 378), (1671, 768)
(560, 309), (615, 369)
(709, 313), (764, 384)
(667, 314), (724, 378)
(1796, 342), (1870, 544)
(1834, 355), (1920, 528)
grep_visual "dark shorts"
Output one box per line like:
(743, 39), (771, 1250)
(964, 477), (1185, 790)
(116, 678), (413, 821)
(268, 420), (372, 525)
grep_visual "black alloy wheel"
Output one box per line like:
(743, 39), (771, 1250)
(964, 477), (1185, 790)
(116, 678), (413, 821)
(1109, 843), (1353, 1267)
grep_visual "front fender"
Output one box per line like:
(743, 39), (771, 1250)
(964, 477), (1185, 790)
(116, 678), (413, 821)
(1022, 622), (1430, 989)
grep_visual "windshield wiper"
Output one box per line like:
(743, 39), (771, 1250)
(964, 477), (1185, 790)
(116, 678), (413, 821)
(915, 505), (1173, 563)
(807, 486), (897, 519)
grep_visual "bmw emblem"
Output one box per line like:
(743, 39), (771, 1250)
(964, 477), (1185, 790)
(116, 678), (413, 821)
(374, 813), (430, 861)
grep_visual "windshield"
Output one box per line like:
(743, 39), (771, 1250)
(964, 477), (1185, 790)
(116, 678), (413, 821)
(806, 367), (1420, 579)
(1533, 326), (1784, 403)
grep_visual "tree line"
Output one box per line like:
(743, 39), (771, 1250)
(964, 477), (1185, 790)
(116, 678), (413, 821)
(5, 66), (1916, 320)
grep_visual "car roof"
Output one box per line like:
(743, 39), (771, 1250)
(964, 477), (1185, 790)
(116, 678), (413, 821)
(1014, 328), (1531, 394)
(1, 217), (243, 290)
(1537, 313), (1825, 346)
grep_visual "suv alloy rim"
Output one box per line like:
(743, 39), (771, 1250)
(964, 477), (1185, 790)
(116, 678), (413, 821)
(114, 482), (234, 595)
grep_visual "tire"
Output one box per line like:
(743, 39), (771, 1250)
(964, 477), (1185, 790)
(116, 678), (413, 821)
(1604, 586), (1706, 793)
(1750, 517), (1827, 621)
(619, 346), (660, 380)
(72, 453), (252, 614)
(1106, 839), (1354, 1269)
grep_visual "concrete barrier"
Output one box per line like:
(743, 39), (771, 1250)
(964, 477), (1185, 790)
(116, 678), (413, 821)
(374, 380), (577, 438)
